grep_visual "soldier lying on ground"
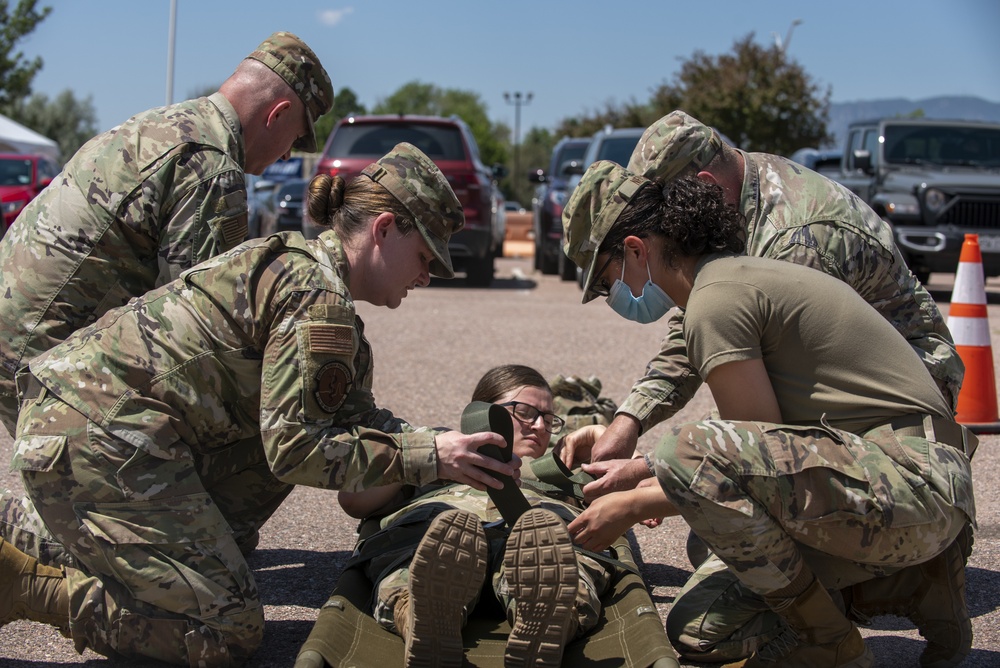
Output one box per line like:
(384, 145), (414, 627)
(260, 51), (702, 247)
(560, 164), (975, 668)
(338, 364), (615, 668)
(0, 143), (517, 667)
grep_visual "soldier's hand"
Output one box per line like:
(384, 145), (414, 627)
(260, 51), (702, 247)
(580, 457), (651, 501)
(557, 424), (607, 468)
(568, 490), (640, 552)
(569, 486), (675, 551)
(434, 430), (519, 491)
(590, 414), (641, 462)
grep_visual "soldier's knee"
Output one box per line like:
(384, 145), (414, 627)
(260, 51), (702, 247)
(213, 606), (266, 665)
(105, 606), (265, 667)
(665, 596), (706, 654)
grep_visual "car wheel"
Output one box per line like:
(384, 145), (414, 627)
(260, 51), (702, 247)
(558, 249), (577, 281)
(466, 257), (495, 287)
(539, 245), (558, 274)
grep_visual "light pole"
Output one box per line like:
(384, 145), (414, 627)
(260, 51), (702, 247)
(504, 91), (533, 198)
(774, 18), (803, 54)
(166, 0), (178, 105)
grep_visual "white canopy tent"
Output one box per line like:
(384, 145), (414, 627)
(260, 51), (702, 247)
(0, 113), (59, 162)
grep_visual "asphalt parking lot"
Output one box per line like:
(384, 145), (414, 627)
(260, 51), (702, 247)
(1, 253), (998, 667)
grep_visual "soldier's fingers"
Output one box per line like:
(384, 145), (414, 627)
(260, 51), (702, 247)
(457, 466), (501, 491)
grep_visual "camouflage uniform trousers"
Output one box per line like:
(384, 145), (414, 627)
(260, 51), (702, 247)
(359, 497), (612, 639)
(6, 388), (294, 666)
(654, 419), (975, 662)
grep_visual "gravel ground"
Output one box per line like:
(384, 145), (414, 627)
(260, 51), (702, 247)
(1, 254), (998, 667)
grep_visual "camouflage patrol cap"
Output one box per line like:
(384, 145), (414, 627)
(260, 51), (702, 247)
(362, 142), (465, 279)
(627, 110), (722, 182)
(562, 160), (651, 303)
(246, 31), (334, 153)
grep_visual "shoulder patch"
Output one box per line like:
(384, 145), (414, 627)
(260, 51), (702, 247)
(315, 361), (352, 413)
(309, 323), (354, 355)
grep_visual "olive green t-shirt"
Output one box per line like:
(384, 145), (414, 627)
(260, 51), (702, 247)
(684, 254), (951, 434)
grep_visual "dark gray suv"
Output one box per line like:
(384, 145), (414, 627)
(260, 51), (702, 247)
(529, 137), (590, 277)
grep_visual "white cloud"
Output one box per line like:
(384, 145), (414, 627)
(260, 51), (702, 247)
(318, 7), (355, 27)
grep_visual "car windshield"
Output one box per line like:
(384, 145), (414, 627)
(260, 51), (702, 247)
(557, 143), (587, 165)
(883, 124), (1000, 167)
(596, 136), (642, 166)
(278, 181), (306, 202)
(327, 123), (466, 160)
(0, 158), (32, 186)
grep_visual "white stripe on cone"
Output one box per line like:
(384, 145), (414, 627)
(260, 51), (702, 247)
(952, 262), (986, 305)
(947, 316), (992, 347)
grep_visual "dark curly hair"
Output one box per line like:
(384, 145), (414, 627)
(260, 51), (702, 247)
(598, 177), (746, 266)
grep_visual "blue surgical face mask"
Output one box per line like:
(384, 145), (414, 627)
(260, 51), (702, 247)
(606, 255), (675, 324)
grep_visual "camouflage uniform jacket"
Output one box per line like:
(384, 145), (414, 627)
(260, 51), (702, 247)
(25, 231), (441, 491)
(0, 93), (250, 433)
(618, 151), (963, 431)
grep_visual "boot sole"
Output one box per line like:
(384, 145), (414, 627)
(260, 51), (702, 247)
(503, 508), (578, 668)
(405, 509), (487, 668)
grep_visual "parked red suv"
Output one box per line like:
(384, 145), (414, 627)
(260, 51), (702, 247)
(314, 115), (505, 286)
(0, 153), (60, 236)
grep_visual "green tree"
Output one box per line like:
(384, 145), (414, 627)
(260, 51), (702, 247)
(372, 81), (507, 168)
(554, 98), (654, 139)
(0, 0), (51, 110)
(552, 34), (831, 156)
(314, 85), (366, 149)
(6, 89), (96, 160)
(501, 125), (556, 207)
(649, 33), (831, 154)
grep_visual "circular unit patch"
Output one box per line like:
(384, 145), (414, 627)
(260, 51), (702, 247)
(314, 361), (352, 413)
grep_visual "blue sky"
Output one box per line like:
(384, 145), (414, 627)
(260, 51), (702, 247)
(17, 0), (1000, 135)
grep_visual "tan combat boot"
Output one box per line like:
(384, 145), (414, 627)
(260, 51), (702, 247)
(503, 508), (579, 668)
(847, 523), (973, 668)
(399, 509), (487, 668)
(0, 536), (70, 635)
(732, 577), (873, 668)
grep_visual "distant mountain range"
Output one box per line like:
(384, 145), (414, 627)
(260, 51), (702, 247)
(824, 95), (1000, 149)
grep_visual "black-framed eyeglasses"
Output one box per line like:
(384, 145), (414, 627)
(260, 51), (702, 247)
(499, 401), (565, 434)
(587, 252), (617, 298)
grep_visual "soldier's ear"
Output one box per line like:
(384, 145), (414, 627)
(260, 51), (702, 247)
(265, 99), (293, 129)
(695, 170), (719, 186)
(371, 211), (396, 245)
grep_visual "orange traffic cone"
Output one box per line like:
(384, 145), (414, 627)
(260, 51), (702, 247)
(947, 233), (1000, 432)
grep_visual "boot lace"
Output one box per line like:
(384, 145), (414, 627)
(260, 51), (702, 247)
(755, 625), (801, 662)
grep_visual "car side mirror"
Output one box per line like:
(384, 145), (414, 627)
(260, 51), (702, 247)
(853, 150), (872, 174)
(492, 164), (509, 179)
(528, 168), (546, 184)
(38, 177), (53, 190)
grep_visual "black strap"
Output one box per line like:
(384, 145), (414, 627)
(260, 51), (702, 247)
(889, 413), (978, 459)
(461, 401), (532, 526)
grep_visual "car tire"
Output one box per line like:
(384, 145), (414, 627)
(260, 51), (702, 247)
(466, 257), (495, 287)
(539, 244), (559, 275)
(558, 250), (577, 282)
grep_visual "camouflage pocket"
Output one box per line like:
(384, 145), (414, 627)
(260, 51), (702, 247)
(10, 434), (66, 473)
(294, 316), (359, 419)
(758, 424), (885, 527)
(76, 492), (254, 619)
